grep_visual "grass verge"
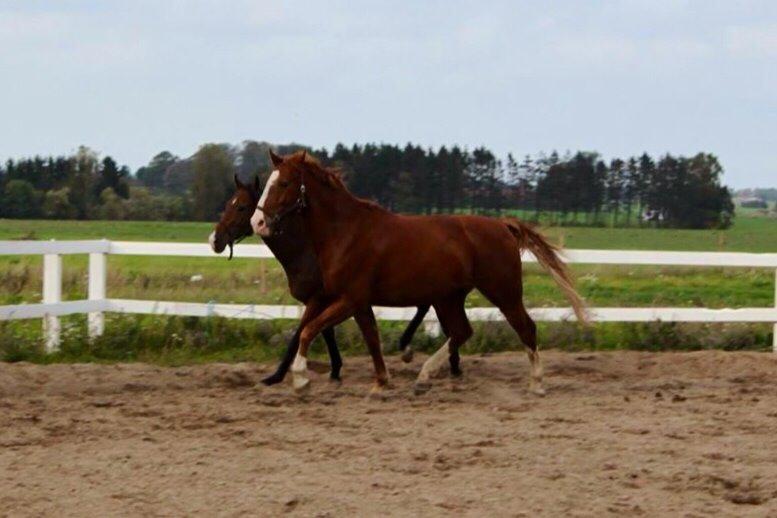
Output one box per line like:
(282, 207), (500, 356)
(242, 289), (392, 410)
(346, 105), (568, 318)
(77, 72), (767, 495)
(1, 315), (772, 365)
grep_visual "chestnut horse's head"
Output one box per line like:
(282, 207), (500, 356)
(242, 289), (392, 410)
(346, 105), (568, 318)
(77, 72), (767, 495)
(209, 174), (260, 258)
(251, 150), (309, 238)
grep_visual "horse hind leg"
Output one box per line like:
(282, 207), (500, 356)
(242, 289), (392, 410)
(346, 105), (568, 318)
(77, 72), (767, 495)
(501, 303), (545, 396)
(398, 305), (430, 363)
(414, 296), (472, 395)
(321, 326), (343, 382)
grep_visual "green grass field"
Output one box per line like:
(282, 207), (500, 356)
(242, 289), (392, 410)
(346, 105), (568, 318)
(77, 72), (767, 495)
(2, 214), (777, 251)
(1, 215), (776, 363)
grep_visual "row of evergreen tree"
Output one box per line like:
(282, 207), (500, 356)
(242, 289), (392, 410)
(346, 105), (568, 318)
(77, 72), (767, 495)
(0, 141), (734, 228)
(316, 144), (734, 228)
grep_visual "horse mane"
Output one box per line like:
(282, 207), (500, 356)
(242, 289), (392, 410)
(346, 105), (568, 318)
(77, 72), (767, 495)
(287, 151), (387, 212)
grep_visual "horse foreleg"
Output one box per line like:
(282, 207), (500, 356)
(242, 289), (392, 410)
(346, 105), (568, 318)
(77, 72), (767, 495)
(262, 296), (326, 386)
(354, 307), (390, 395)
(292, 298), (354, 392)
(260, 326), (301, 386)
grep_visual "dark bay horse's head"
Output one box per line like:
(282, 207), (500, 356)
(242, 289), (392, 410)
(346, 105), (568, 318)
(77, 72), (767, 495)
(251, 150), (309, 238)
(209, 174), (260, 258)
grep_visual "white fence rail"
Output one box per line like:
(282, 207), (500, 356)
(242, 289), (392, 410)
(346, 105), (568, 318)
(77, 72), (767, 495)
(1, 240), (776, 353)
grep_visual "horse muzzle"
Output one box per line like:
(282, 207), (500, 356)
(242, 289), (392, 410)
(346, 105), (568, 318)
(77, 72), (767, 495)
(209, 230), (228, 254)
(250, 210), (273, 237)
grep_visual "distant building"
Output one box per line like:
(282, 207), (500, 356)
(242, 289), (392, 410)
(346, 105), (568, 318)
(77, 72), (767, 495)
(736, 196), (768, 209)
(641, 209), (665, 222)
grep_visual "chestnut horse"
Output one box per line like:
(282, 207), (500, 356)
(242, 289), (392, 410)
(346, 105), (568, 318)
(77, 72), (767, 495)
(210, 174), (430, 384)
(252, 151), (587, 395)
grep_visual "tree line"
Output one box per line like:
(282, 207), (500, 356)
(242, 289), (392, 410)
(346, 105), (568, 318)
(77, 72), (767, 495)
(1, 141), (734, 229)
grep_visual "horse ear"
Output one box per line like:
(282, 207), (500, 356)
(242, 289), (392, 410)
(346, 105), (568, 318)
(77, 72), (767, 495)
(253, 175), (261, 193)
(234, 174), (242, 188)
(300, 150), (307, 162)
(269, 150), (283, 167)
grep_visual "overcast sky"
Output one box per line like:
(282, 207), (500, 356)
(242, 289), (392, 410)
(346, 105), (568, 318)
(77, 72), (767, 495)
(1, 0), (775, 187)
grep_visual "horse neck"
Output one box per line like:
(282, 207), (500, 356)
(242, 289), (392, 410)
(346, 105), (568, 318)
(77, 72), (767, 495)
(303, 179), (367, 248)
(263, 213), (312, 263)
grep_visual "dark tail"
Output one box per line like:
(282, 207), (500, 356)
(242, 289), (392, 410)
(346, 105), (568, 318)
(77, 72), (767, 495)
(504, 219), (589, 324)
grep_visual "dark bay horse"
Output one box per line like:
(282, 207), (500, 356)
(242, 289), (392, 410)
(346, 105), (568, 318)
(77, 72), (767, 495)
(210, 174), (429, 385)
(251, 151), (588, 395)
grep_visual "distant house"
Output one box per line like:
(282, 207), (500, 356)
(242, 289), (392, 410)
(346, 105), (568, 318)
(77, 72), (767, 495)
(736, 196), (768, 209)
(641, 209), (665, 222)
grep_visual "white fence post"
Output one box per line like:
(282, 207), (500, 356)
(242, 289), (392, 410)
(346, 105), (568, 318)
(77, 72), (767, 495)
(42, 252), (62, 352)
(88, 248), (107, 339)
(773, 268), (777, 353)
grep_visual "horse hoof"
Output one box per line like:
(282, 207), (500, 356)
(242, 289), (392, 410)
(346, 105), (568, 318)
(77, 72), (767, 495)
(450, 368), (463, 378)
(413, 381), (432, 396)
(366, 383), (388, 400)
(530, 385), (546, 397)
(400, 348), (414, 363)
(329, 375), (342, 385)
(261, 374), (283, 386)
(293, 377), (311, 393)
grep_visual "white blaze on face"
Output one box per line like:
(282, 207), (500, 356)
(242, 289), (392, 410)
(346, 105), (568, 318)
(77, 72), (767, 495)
(250, 170), (279, 237)
(208, 231), (217, 252)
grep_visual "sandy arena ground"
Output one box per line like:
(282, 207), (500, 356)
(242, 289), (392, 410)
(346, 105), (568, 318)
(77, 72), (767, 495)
(2, 350), (777, 517)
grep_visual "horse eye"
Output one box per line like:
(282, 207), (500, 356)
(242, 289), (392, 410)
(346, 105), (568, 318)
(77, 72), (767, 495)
(279, 180), (289, 188)
(237, 205), (248, 212)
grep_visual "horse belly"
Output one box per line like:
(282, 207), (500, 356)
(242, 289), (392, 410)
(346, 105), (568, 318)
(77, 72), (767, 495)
(370, 252), (471, 306)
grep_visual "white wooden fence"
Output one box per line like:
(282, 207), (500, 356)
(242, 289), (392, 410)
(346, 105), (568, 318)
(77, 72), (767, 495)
(1, 239), (776, 352)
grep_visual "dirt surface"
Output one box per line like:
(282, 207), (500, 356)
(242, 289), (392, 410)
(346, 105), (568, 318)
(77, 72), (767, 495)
(2, 350), (777, 517)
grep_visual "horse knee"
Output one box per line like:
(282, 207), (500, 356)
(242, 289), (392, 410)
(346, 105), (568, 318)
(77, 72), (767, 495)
(299, 328), (316, 350)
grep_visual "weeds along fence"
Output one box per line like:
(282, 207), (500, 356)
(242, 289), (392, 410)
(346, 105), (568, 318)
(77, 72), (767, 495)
(1, 239), (776, 353)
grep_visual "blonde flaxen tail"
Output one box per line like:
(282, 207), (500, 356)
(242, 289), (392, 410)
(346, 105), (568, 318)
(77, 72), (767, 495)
(504, 219), (589, 324)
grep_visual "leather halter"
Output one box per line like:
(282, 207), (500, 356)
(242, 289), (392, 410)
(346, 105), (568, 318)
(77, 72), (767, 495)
(226, 233), (248, 260)
(219, 224), (250, 261)
(256, 176), (307, 236)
